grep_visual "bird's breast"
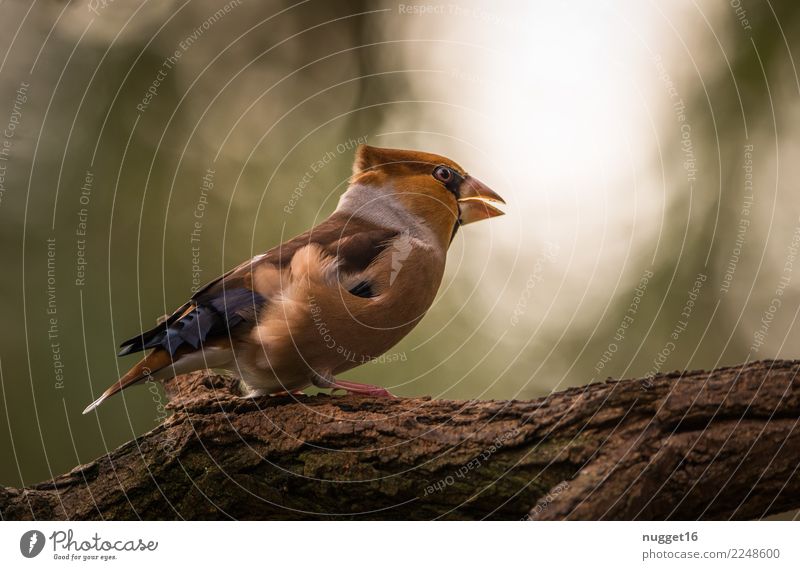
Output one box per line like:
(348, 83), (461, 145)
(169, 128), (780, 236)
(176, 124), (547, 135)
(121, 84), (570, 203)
(244, 243), (445, 378)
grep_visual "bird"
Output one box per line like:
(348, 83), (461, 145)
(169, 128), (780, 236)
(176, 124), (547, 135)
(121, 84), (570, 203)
(83, 145), (505, 414)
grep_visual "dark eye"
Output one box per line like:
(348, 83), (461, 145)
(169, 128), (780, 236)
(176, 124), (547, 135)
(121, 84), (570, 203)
(433, 166), (452, 183)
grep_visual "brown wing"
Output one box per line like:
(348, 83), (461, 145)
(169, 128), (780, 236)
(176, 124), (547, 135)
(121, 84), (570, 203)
(259, 213), (398, 273)
(117, 213), (398, 356)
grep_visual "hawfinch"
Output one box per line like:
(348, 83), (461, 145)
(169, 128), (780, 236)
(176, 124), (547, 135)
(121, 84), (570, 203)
(83, 145), (505, 414)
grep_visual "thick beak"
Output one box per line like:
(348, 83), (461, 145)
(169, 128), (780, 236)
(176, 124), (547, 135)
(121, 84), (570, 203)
(457, 176), (506, 225)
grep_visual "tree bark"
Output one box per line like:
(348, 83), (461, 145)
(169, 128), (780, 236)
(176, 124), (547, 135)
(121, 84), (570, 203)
(2, 360), (799, 520)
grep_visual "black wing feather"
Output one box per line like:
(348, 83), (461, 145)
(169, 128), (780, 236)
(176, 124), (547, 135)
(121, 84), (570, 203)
(118, 288), (264, 357)
(118, 214), (396, 357)
(348, 280), (374, 298)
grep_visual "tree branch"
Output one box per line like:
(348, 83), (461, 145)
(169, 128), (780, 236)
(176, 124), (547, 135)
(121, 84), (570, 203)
(2, 360), (799, 520)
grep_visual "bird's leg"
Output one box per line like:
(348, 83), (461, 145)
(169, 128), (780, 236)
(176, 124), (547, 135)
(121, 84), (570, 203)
(240, 385), (304, 398)
(331, 379), (396, 398)
(269, 389), (306, 397)
(240, 387), (269, 399)
(312, 372), (396, 398)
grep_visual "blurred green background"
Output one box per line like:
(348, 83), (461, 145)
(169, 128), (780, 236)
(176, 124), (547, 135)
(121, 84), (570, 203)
(1, 0), (799, 489)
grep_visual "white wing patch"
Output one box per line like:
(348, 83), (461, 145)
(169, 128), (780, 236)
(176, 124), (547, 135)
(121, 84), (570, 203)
(390, 230), (414, 286)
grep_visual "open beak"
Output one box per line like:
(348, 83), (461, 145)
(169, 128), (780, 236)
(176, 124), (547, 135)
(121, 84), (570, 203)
(457, 176), (506, 225)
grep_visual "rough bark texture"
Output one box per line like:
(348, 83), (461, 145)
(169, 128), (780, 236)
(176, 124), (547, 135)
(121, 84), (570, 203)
(1, 360), (799, 520)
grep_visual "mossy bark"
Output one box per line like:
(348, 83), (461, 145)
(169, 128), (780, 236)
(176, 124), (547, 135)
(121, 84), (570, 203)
(2, 360), (799, 520)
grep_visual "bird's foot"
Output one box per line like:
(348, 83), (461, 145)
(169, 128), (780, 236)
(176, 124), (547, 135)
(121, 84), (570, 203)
(313, 374), (396, 398)
(240, 388), (306, 399)
(240, 388), (269, 400)
(268, 389), (306, 397)
(330, 379), (397, 398)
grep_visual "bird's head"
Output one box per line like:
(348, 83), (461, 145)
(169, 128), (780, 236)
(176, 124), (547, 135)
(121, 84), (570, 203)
(339, 145), (505, 246)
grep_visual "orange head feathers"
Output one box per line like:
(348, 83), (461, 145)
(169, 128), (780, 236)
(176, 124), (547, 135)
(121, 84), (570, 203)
(342, 145), (505, 247)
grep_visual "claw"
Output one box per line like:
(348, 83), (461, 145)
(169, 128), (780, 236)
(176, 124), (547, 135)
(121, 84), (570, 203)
(269, 390), (306, 397)
(329, 379), (397, 398)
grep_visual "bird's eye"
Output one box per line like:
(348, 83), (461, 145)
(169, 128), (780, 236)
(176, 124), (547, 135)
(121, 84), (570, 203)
(433, 166), (452, 183)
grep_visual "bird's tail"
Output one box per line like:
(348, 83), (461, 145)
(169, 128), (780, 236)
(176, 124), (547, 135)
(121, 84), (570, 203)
(82, 349), (173, 414)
